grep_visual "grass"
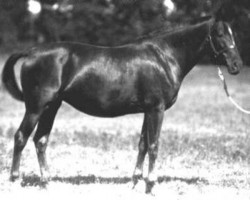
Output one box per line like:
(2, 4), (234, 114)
(0, 55), (250, 199)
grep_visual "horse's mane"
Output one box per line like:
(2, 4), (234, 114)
(136, 24), (187, 41)
(136, 16), (213, 42)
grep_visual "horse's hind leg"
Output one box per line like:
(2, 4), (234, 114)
(33, 100), (61, 183)
(132, 115), (148, 187)
(10, 111), (41, 181)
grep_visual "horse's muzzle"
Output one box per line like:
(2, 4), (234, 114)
(228, 60), (242, 75)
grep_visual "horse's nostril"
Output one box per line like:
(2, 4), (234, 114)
(230, 65), (239, 74)
(232, 61), (240, 70)
(234, 62), (238, 67)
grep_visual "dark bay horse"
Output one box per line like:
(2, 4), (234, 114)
(2, 16), (242, 193)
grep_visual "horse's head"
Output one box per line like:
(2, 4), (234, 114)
(208, 20), (242, 75)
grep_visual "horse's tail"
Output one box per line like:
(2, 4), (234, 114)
(1, 53), (28, 101)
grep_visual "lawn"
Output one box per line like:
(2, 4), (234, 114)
(0, 55), (250, 199)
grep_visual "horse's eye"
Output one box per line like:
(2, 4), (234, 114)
(217, 31), (224, 37)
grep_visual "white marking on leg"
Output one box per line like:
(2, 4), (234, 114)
(134, 167), (143, 176)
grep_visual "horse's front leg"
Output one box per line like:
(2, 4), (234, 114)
(132, 115), (148, 187)
(145, 105), (164, 194)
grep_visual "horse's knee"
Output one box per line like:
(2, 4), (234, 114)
(34, 136), (48, 153)
(14, 131), (27, 150)
(148, 143), (158, 158)
(138, 140), (147, 153)
(148, 143), (158, 156)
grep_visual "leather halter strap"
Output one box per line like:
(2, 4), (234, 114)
(207, 34), (235, 58)
(207, 22), (236, 58)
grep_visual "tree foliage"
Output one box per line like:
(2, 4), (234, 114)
(0, 0), (250, 63)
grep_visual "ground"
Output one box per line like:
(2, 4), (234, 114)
(0, 55), (250, 199)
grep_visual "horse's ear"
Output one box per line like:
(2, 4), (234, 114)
(211, 0), (234, 22)
(209, 0), (223, 21)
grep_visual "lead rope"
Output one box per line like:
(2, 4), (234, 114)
(217, 67), (250, 114)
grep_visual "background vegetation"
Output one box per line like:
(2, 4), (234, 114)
(0, 0), (250, 64)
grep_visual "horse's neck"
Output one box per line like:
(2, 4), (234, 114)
(162, 21), (212, 79)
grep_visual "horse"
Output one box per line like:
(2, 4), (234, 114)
(1, 16), (242, 194)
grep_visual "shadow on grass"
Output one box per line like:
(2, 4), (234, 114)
(20, 174), (209, 187)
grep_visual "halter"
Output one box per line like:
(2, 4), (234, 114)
(217, 67), (250, 114)
(206, 21), (236, 58)
(207, 23), (250, 114)
(207, 34), (236, 58)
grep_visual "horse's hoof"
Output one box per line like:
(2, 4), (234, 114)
(132, 174), (143, 189)
(41, 177), (49, 183)
(40, 170), (51, 182)
(145, 180), (155, 194)
(41, 174), (51, 183)
(10, 172), (20, 182)
(39, 177), (50, 188)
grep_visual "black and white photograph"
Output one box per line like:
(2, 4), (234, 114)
(0, 0), (250, 199)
